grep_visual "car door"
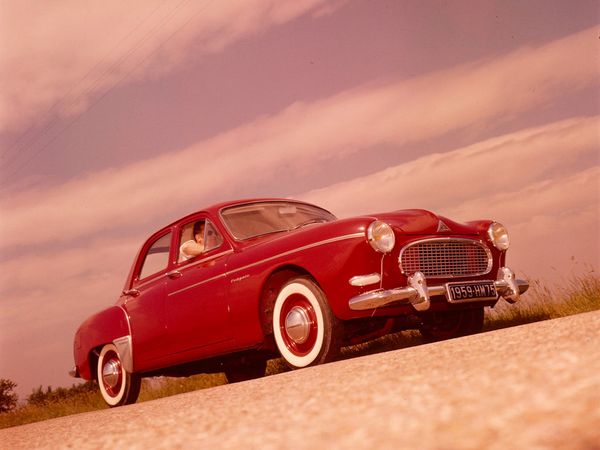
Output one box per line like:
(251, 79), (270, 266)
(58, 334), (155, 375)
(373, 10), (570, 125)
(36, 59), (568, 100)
(124, 230), (172, 371)
(164, 218), (234, 362)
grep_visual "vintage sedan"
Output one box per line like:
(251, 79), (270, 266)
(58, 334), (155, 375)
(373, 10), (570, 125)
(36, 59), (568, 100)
(70, 198), (528, 406)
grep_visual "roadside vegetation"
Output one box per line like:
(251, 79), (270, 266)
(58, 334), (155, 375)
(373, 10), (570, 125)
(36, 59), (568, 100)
(485, 272), (600, 329)
(1, 273), (598, 430)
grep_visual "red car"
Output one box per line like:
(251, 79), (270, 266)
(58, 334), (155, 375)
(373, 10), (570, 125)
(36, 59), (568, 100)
(70, 198), (528, 406)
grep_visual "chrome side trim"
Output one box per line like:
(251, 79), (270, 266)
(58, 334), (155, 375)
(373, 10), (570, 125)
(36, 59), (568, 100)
(349, 266), (528, 311)
(179, 249), (235, 269)
(231, 233), (365, 275)
(118, 305), (133, 336)
(398, 237), (493, 278)
(349, 273), (381, 287)
(169, 233), (364, 297)
(133, 250), (234, 291)
(168, 233), (364, 297)
(168, 273), (228, 296)
(113, 335), (133, 373)
(116, 306), (133, 372)
(135, 276), (165, 290)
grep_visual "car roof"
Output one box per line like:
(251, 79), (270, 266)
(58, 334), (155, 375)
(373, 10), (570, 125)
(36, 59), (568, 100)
(164, 198), (331, 230)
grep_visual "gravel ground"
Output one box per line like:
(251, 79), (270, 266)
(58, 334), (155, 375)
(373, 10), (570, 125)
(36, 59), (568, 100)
(2, 310), (600, 450)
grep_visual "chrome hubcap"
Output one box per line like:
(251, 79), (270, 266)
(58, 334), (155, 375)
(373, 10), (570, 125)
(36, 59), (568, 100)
(285, 306), (311, 344)
(102, 360), (120, 389)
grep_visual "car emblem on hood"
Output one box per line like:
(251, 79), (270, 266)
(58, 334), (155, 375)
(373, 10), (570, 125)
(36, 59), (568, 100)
(437, 220), (451, 232)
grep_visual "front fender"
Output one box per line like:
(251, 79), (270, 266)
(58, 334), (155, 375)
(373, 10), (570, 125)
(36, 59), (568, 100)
(73, 305), (132, 380)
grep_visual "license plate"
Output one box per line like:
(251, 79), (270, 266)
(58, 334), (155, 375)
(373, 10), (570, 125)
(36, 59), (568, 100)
(446, 281), (498, 303)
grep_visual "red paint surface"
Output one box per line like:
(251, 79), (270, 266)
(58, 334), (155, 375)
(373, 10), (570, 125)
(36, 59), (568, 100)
(73, 199), (507, 380)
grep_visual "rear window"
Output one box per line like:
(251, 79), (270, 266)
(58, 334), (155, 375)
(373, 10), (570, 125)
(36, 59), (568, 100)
(139, 232), (171, 279)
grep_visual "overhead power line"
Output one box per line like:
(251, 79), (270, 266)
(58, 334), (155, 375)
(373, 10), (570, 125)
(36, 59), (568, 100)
(1, 0), (211, 186)
(0, 1), (167, 166)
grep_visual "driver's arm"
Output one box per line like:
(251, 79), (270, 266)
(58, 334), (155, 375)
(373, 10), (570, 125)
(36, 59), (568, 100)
(180, 240), (204, 258)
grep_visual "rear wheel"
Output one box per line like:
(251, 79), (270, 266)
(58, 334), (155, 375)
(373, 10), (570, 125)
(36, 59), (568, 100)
(419, 307), (484, 341)
(97, 344), (141, 407)
(272, 277), (341, 368)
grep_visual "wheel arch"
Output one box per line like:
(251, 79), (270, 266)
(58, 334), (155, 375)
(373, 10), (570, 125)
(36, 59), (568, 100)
(259, 264), (319, 337)
(88, 345), (102, 382)
(73, 305), (132, 380)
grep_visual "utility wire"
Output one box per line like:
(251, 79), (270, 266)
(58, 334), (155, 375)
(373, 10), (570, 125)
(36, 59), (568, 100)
(0, 1), (167, 165)
(1, 0), (204, 185)
(1, 0), (194, 175)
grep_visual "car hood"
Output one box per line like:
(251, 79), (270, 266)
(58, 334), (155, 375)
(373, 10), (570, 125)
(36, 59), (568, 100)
(234, 209), (484, 251)
(374, 209), (483, 235)
(234, 218), (365, 250)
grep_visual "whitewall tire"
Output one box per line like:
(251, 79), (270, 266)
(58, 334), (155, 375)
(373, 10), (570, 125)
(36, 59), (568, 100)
(272, 277), (340, 368)
(97, 343), (141, 407)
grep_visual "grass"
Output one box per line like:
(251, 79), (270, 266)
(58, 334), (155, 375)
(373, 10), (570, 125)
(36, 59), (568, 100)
(340, 272), (600, 361)
(484, 272), (600, 330)
(0, 387), (105, 429)
(2, 273), (598, 430)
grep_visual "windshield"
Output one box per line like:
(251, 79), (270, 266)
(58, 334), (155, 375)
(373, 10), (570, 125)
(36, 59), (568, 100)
(220, 201), (336, 240)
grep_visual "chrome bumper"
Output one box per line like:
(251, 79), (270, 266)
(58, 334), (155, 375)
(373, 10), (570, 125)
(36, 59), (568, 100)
(348, 266), (529, 312)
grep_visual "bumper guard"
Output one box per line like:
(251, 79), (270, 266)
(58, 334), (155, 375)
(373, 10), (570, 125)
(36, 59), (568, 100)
(348, 266), (528, 312)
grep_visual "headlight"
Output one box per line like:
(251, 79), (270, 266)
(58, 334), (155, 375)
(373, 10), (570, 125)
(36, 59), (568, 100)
(487, 222), (510, 250)
(367, 221), (395, 253)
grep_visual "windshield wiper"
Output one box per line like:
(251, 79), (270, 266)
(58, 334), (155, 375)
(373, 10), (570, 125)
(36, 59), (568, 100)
(291, 218), (328, 230)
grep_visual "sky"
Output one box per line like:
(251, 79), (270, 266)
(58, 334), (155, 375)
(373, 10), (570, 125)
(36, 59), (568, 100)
(0, 0), (598, 399)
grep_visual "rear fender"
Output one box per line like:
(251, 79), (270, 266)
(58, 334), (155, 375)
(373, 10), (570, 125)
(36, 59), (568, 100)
(73, 306), (132, 380)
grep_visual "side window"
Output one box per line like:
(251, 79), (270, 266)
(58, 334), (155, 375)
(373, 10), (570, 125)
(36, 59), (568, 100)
(178, 219), (223, 263)
(204, 220), (223, 252)
(139, 232), (172, 280)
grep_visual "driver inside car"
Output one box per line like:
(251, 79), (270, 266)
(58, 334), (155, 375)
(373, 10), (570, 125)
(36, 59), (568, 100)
(180, 221), (205, 260)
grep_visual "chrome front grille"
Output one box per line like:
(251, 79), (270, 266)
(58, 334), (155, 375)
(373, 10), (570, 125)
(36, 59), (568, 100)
(399, 238), (492, 278)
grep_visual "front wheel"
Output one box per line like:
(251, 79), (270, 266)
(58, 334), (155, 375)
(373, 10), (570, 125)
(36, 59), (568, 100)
(419, 307), (484, 341)
(272, 277), (341, 369)
(97, 344), (141, 407)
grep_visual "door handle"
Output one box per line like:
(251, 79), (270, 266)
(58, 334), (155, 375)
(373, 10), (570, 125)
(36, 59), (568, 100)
(122, 289), (140, 297)
(166, 270), (182, 279)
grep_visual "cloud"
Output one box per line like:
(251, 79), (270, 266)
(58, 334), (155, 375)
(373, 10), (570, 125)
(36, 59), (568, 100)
(0, 117), (595, 395)
(0, 0), (343, 133)
(300, 117), (598, 217)
(1, 26), (597, 252)
(1, 117), (596, 308)
(485, 170), (599, 280)
(442, 168), (599, 281)
(0, 234), (140, 396)
(2, 115), (597, 398)
(0, 235), (137, 306)
(299, 117), (599, 279)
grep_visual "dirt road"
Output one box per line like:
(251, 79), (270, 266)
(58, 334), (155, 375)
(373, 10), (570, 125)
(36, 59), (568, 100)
(3, 310), (599, 449)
